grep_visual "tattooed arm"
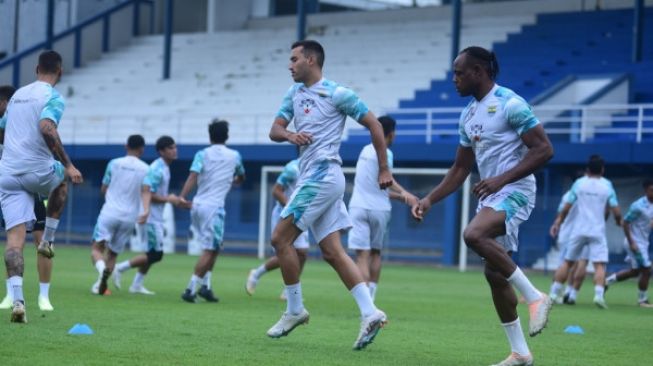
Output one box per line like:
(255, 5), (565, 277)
(39, 119), (83, 184)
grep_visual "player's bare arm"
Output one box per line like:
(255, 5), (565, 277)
(272, 183), (288, 206)
(550, 202), (572, 237)
(473, 124), (553, 200)
(611, 205), (623, 227)
(39, 118), (83, 183)
(412, 146), (474, 221)
(358, 112), (393, 189)
(178, 172), (198, 209)
(269, 117), (312, 145)
(138, 186), (152, 224)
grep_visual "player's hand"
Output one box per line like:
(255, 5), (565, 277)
(167, 193), (181, 206)
(473, 176), (504, 200)
(411, 197), (431, 222)
(136, 211), (149, 224)
(378, 167), (393, 189)
(549, 223), (560, 238)
(66, 165), (83, 184)
(403, 193), (419, 208)
(288, 132), (312, 146)
(178, 197), (192, 209)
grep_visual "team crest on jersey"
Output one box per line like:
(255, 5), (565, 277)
(300, 98), (316, 114)
(471, 123), (483, 141)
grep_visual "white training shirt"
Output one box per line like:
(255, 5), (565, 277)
(190, 144), (245, 208)
(273, 159), (300, 213)
(556, 190), (579, 242)
(349, 144), (394, 211)
(459, 84), (539, 194)
(0, 81), (65, 176)
(99, 155), (149, 222)
(564, 176), (618, 237)
(276, 77), (369, 176)
(143, 157), (171, 225)
(623, 196), (653, 246)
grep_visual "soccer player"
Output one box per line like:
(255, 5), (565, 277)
(267, 40), (391, 350)
(114, 136), (180, 295)
(178, 120), (245, 303)
(245, 157), (311, 299)
(550, 155), (622, 309)
(0, 51), (84, 323)
(605, 178), (653, 307)
(89, 135), (149, 295)
(411, 46), (554, 366)
(348, 115), (417, 301)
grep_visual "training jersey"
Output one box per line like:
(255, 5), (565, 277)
(190, 144), (245, 208)
(563, 176), (618, 237)
(459, 84), (539, 193)
(273, 159), (300, 212)
(557, 190), (579, 242)
(99, 155), (149, 222)
(349, 144), (394, 211)
(276, 78), (369, 176)
(0, 81), (65, 176)
(623, 196), (653, 246)
(143, 158), (170, 225)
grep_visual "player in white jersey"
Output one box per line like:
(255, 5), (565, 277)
(605, 178), (653, 307)
(245, 157), (312, 299)
(178, 120), (245, 303)
(550, 155), (622, 309)
(0, 51), (83, 323)
(114, 136), (181, 295)
(267, 40), (392, 350)
(0, 85), (55, 312)
(348, 115), (417, 301)
(89, 135), (149, 296)
(412, 47), (554, 366)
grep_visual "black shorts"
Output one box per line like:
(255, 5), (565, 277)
(32, 196), (47, 232)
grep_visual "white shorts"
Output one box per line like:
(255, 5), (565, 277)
(565, 235), (608, 263)
(623, 238), (651, 269)
(145, 222), (165, 252)
(348, 207), (391, 251)
(558, 238), (589, 262)
(92, 213), (135, 254)
(271, 205), (309, 249)
(0, 162), (64, 230)
(191, 203), (225, 251)
(281, 161), (352, 243)
(477, 187), (535, 253)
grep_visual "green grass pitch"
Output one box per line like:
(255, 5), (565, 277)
(0, 246), (650, 365)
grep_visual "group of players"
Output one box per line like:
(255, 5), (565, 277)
(0, 40), (649, 365)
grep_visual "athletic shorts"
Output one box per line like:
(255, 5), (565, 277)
(145, 222), (165, 252)
(623, 238), (651, 269)
(559, 239), (589, 262)
(271, 205), (309, 249)
(0, 162), (64, 230)
(281, 161), (351, 243)
(477, 187), (535, 253)
(92, 213), (136, 254)
(347, 207), (391, 251)
(191, 203), (225, 251)
(565, 235), (608, 263)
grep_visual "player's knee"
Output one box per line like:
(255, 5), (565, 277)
(146, 250), (163, 264)
(462, 226), (483, 249)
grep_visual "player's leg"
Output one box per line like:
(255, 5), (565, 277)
(6, 223), (28, 323)
(278, 238), (310, 301)
(39, 176), (68, 258)
(33, 229), (54, 310)
(367, 210), (390, 301)
(354, 250), (371, 282)
(561, 261), (578, 303)
(118, 223), (162, 295)
(566, 259), (588, 305)
(588, 237), (609, 308)
(368, 249), (382, 300)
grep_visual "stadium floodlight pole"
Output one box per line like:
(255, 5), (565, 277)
(297, 0), (307, 41)
(632, 0), (644, 62)
(450, 0), (462, 64)
(162, 0), (173, 79)
(45, 0), (55, 50)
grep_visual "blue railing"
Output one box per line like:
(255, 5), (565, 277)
(0, 0), (154, 88)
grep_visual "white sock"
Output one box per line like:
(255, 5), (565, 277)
(368, 282), (378, 301)
(568, 288), (578, 301)
(9, 276), (23, 302)
(253, 264), (267, 280)
(508, 268), (542, 304)
(4, 279), (12, 301)
(501, 317), (530, 357)
(39, 282), (50, 298)
(95, 260), (106, 275)
(351, 282), (377, 318)
(638, 290), (648, 302)
(594, 285), (605, 299)
(285, 282), (304, 315)
(132, 272), (146, 288)
(564, 285), (574, 296)
(43, 217), (60, 242)
(606, 273), (617, 285)
(549, 281), (563, 297)
(202, 271), (212, 289)
(116, 260), (131, 273)
(187, 274), (201, 294)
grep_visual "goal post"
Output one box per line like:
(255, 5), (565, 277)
(258, 166), (472, 271)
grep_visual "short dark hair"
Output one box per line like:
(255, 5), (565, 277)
(155, 135), (175, 152)
(291, 40), (325, 68)
(643, 178), (653, 189)
(378, 115), (396, 137)
(460, 46), (500, 80)
(38, 50), (62, 74)
(0, 85), (16, 102)
(127, 134), (145, 149)
(209, 119), (229, 144)
(587, 154), (604, 174)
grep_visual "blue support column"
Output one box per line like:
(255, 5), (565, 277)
(450, 0), (462, 64)
(133, 0), (141, 37)
(442, 190), (460, 265)
(102, 15), (111, 52)
(45, 0), (55, 49)
(162, 0), (173, 79)
(633, 0), (644, 63)
(297, 0), (306, 41)
(74, 29), (82, 68)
